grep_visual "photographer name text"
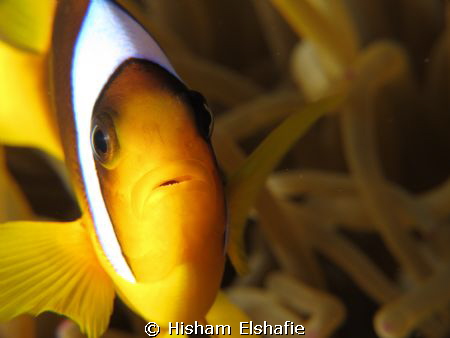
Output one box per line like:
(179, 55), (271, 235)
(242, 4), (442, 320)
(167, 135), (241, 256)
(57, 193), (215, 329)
(144, 320), (305, 336)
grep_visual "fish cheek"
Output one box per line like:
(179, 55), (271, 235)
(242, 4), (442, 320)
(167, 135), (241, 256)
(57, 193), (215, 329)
(94, 162), (158, 279)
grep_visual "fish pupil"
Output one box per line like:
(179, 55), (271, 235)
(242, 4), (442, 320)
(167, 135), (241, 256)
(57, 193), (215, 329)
(94, 128), (108, 154)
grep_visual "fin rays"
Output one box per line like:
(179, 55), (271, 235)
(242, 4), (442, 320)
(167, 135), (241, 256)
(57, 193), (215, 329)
(0, 221), (115, 338)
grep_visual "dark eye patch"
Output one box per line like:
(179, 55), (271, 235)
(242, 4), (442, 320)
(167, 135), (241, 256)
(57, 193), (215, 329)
(186, 90), (214, 140)
(96, 59), (215, 141)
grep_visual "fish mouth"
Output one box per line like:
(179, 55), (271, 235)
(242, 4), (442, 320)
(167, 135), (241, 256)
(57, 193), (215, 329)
(153, 175), (192, 190)
(131, 160), (214, 218)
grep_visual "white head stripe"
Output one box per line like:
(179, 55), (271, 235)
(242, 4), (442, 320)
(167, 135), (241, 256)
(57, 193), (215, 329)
(71, 0), (176, 283)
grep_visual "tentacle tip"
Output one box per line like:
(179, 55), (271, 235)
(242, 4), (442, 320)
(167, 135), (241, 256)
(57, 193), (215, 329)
(374, 315), (402, 338)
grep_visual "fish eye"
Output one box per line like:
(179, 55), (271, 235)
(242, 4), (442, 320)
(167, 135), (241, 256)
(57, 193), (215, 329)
(187, 90), (214, 139)
(92, 126), (108, 154)
(91, 112), (119, 167)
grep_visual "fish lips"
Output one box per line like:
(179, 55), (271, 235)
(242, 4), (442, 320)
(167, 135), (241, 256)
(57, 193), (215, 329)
(130, 159), (217, 219)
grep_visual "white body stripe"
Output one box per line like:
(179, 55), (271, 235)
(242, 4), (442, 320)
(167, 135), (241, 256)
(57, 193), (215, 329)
(71, 0), (177, 283)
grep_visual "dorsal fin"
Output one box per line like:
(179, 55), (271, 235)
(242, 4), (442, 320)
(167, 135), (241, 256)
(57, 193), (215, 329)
(0, 0), (56, 53)
(0, 40), (63, 159)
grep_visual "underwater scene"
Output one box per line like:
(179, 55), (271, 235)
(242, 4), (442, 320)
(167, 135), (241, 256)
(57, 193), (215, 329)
(0, 0), (449, 337)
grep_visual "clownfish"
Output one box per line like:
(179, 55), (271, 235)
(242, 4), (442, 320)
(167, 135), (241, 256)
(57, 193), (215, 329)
(0, 0), (227, 336)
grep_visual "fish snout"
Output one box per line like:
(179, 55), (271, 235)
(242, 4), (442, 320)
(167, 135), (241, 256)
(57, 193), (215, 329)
(130, 160), (215, 219)
(125, 159), (225, 284)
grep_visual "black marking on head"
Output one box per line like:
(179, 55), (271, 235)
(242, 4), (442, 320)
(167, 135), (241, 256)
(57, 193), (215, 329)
(185, 90), (214, 140)
(93, 58), (215, 142)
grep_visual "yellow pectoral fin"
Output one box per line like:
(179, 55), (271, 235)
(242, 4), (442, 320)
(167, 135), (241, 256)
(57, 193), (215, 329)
(0, 220), (115, 338)
(0, 41), (63, 160)
(206, 291), (251, 337)
(0, 0), (56, 53)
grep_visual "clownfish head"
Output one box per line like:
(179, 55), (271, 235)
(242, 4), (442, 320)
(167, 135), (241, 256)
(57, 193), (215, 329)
(91, 60), (226, 324)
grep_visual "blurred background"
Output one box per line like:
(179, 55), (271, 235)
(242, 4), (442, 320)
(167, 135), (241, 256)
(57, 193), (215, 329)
(1, 0), (450, 337)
